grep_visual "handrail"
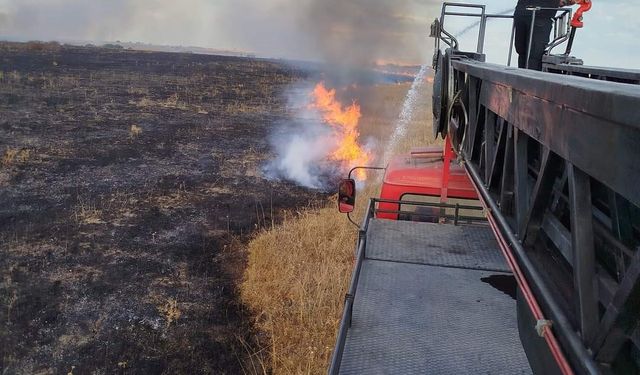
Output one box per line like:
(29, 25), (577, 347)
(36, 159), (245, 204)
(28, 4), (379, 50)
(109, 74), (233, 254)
(375, 198), (482, 211)
(435, 4), (576, 67)
(328, 199), (375, 374)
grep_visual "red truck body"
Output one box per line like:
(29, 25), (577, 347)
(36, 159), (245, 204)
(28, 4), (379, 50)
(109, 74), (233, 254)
(377, 138), (478, 220)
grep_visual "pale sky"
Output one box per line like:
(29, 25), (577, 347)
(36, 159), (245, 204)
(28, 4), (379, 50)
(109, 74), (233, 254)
(443, 0), (640, 69)
(0, 0), (637, 69)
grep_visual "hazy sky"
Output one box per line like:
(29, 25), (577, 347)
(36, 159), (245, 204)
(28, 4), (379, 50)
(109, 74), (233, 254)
(0, 0), (637, 69)
(446, 0), (640, 69)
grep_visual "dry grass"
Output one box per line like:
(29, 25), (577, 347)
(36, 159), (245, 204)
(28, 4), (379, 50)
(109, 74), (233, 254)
(2, 147), (31, 168)
(157, 298), (182, 326)
(129, 124), (143, 139)
(241, 204), (355, 374)
(134, 97), (155, 107)
(127, 86), (149, 96)
(73, 198), (104, 225)
(241, 76), (437, 374)
(132, 93), (199, 112)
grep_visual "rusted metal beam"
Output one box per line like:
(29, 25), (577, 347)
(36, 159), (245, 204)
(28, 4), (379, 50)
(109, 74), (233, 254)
(513, 129), (529, 238)
(592, 250), (640, 363)
(567, 163), (599, 345)
(484, 108), (496, 183)
(522, 148), (563, 247)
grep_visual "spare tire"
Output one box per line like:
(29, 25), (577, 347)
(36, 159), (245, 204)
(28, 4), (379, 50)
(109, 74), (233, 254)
(447, 91), (468, 154)
(432, 49), (449, 139)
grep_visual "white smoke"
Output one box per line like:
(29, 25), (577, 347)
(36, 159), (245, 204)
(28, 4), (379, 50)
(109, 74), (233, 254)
(264, 84), (353, 190)
(276, 133), (331, 188)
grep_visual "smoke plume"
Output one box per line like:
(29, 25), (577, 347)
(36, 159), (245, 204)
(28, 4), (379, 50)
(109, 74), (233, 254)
(0, 0), (439, 66)
(264, 83), (375, 190)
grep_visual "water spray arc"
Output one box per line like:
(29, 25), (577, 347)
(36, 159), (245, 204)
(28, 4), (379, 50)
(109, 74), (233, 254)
(381, 64), (430, 165)
(454, 7), (516, 38)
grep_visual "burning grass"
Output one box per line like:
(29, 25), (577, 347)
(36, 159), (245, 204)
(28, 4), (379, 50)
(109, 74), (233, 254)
(310, 83), (371, 178)
(241, 76), (437, 373)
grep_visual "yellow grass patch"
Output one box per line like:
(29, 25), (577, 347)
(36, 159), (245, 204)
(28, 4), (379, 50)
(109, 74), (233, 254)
(2, 147), (31, 167)
(129, 124), (142, 139)
(241, 204), (355, 374)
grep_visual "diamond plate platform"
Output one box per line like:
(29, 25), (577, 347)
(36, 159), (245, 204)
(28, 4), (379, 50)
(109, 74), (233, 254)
(338, 219), (532, 374)
(366, 219), (510, 272)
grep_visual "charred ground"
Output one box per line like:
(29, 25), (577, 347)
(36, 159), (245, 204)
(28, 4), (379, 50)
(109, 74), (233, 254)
(0, 42), (327, 374)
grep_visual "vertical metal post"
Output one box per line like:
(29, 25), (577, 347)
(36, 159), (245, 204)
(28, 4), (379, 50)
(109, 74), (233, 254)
(565, 27), (577, 56)
(484, 109), (496, 183)
(477, 5), (487, 53)
(507, 21), (516, 66)
(526, 9), (537, 69)
(441, 136), (453, 204)
(567, 163), (599, 345)
(454, 204), (460, 226)
(440, 3), (447, 42)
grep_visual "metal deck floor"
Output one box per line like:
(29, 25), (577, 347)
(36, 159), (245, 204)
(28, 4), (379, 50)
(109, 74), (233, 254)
(366, 219), (511, 272)
(339, 219), (532, 374)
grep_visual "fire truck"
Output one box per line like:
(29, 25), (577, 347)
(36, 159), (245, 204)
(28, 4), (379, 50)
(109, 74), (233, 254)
(331, 2), (640, 374)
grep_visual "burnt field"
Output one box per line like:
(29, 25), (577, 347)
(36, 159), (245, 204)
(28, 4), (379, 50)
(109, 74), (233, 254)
(0, 42), (333, 374)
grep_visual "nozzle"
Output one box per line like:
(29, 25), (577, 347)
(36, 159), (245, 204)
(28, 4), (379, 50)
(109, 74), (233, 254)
(571, 0), (592, 28)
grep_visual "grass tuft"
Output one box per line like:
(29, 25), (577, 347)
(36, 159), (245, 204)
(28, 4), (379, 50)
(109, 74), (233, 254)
(158, 298), (182, 326)
(129, 124), (143, 139)
(2, 147), (30, 168)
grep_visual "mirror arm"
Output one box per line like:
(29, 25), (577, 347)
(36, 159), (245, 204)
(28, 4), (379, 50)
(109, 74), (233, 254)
(346, 212), (360, 228)
(347, 166), (385, 180)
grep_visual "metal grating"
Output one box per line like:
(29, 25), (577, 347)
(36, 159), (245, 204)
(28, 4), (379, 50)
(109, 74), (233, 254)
(365, 219), (510, 272)
(339, 260), (532, 374)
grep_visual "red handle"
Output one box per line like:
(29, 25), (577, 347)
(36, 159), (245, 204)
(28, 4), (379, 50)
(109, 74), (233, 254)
(571, 0), (592, 28)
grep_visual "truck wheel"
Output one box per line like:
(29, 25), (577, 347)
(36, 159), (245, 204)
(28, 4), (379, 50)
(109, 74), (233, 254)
(447, 90), (468, 154)
(432, 50), (449, 140)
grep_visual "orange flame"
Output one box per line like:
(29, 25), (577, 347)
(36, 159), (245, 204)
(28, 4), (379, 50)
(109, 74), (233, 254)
(310, 82), (371, 180)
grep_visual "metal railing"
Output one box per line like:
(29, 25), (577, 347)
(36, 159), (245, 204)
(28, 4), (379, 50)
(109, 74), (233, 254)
(434, 3), (574, 68)
(435, 3), (513, 56)
(327, 199), (373, 375)
(435, 2), (640, 82)
(542, 62), (640, 84)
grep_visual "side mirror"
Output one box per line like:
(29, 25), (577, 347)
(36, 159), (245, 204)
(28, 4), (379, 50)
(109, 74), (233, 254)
(338, 179), (356, 213)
